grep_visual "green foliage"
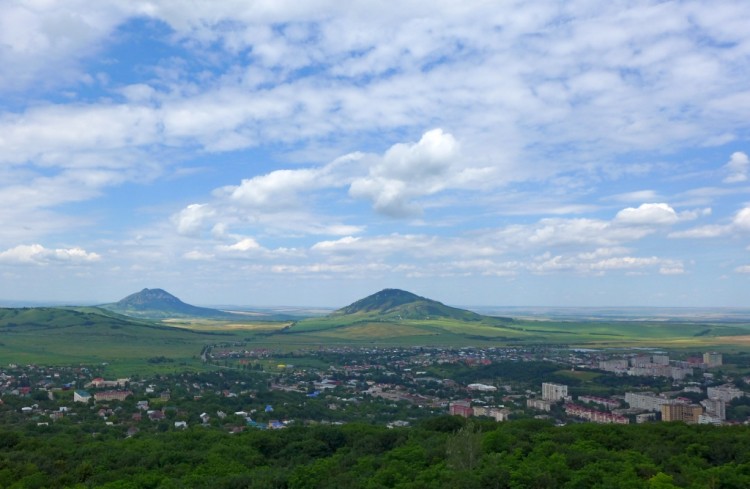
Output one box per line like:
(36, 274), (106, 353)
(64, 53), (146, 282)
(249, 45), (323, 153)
(0, 419), (747, 487)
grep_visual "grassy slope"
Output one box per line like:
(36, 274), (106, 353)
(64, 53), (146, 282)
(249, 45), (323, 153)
(271, 314), (750, 347)
(2, 306), (750, 374)
(0, 307), (244, 372)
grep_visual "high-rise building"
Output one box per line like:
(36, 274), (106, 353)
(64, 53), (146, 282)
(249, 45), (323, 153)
(701, 397), (726, 420)
(703, 352), (723, 367)
(661, 403), (703, 424)
(542, 382), (568, 401)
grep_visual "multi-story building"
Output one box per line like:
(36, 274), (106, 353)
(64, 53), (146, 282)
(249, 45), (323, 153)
(652, 355), (670, 366)
(449, 401), (473, 417)
(661, 403), (703, 424)
(625, 392), (671, 412)
(701, 397), (726, 420)
(577, 395), (620, 410)
(93, 390), (132, 402)
(542, 382), (568, 401)
(475, 406), (509, 420)
(703, 352), (723, 368)
(565, 403), (629, 424)
(599, 359), (629, 372)
(698, 414), (723, 425)
(526, 398), (552, 412)
(630, 356), (653, 368)
(707, 385), (743, 403)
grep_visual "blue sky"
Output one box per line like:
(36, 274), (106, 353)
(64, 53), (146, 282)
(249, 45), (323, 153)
(1, 1), (750, 307)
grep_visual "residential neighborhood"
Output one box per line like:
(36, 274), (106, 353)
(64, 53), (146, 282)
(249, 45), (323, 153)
(1, 347), (747, 436)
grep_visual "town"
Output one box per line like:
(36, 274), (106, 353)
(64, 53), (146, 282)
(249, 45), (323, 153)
(1, 346), (747, 436)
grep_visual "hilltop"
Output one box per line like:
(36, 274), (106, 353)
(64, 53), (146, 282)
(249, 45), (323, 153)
(331, 288), (486, 321)
(101, 288), (238, 319)
(282, 288), (518, 340)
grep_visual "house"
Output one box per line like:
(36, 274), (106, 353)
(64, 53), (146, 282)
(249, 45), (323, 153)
(174, 421), (188, 429)
(148, 410), (165, 421)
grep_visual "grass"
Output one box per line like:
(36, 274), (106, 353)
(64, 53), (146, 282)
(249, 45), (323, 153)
(554, 369), (602, 382)
(2, 306), (750, 377)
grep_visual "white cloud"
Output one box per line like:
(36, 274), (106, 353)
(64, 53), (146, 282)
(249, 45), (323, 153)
(735, 265), (750, 274)
(173, 204), (214, 237)
(614, 203), (679, 226)
(723, 152), (750, 183)
(528, 251), (683, 276)
(659, 265), (685, 275)
(219, 238), (262, 252)
(0, 2), (136, 92)
(349, 129), (463, 217)
(669, 225), (728, 239)
(226, 169), (327, 210)
(733, 207), (750, 230)
(0, 244), (100, 265)
(670, 205), (750, 238)
(607, 190), (660, 203)
(183, 250), (214, 261)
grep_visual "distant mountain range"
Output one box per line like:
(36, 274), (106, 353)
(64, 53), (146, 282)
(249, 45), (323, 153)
(100, 288), (239, 319)
(331, 288), (486, 322)
(100, 287), (495, 322)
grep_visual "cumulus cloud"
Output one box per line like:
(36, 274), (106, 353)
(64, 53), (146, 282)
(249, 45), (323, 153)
(349, 129), (461, 217)
(0, 244), (100, 265)
(173, 204), (215, 237)
(170, 129), (483, 239)
(614, 203), (679, 226)
(723, 151), (750, 183)
(670, 205), (750, 238)
(735, 265), (750, 274)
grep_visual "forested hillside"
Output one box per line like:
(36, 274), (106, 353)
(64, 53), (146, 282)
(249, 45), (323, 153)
(2, 418), (750, 488)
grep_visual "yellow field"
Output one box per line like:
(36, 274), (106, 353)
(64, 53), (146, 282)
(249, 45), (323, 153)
(314, 322), (435, 340)
(160, 318), (292, 332)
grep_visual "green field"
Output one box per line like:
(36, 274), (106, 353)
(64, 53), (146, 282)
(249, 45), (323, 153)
(2, 306), (750, 376)
(273, 315), (750, 348)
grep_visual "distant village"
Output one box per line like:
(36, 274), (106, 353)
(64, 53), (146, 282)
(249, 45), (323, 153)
(0, 347), (746, 436)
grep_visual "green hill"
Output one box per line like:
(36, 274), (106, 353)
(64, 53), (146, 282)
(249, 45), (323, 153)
(0, 306), (234, 370)
(101, 288), (239, 319)
(282, 288), (519, 340)
(331, 288), (487, 321)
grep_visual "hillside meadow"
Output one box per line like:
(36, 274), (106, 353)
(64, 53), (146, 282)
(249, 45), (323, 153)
(2, 306), (750, 374)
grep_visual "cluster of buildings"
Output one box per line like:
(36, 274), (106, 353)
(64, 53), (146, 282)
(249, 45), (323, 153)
(623, 383), (741, 425)
(564, 404), (629, 424)
(599, 354), (694, 380)
(448, 401), (510, 422)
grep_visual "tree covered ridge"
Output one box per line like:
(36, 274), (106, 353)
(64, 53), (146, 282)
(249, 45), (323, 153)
(2, 418), (750, 488)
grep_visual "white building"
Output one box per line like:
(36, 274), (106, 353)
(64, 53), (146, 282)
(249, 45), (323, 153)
(542, 382), (568, 401)
(707, 385), (743, 403)
(624, 392), (671, 412)
(701, 397), (726, 420)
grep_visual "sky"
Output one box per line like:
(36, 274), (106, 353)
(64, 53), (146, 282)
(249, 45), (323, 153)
(1, 0), (750, 308)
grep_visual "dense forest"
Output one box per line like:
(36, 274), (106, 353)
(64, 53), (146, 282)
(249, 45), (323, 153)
(2, 418), (750, 488)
